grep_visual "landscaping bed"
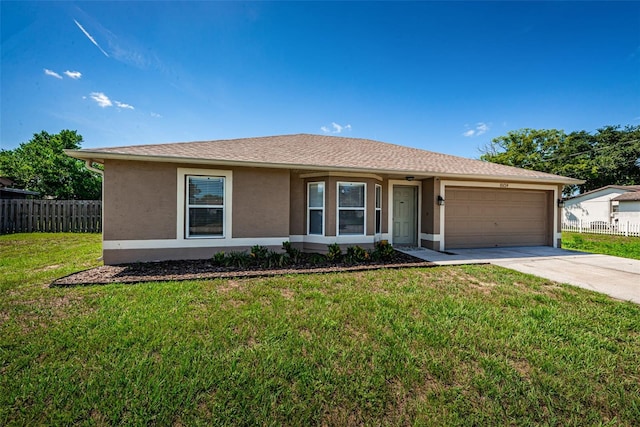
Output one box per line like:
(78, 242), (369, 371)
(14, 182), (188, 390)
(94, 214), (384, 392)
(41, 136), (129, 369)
(52, 247), (433, 286)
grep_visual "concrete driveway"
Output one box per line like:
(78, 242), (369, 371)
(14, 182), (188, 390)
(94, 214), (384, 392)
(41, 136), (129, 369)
(399, 246), (640, 304)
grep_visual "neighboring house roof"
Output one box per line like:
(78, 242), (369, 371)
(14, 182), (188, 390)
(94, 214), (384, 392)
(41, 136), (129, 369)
(0, 177), (17, 188)
(0, 187), (39, 196)
(565, 184), (640, 201)
(66, 134), (580, 184)
(612, 191), (640, 202)
(0, 177), (39, 196)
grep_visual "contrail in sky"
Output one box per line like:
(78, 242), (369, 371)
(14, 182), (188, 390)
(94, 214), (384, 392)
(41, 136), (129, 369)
(74, 19), (109, 57)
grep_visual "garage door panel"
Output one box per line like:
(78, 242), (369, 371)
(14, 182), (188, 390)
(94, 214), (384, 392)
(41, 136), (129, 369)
(445, 187), (550, 249)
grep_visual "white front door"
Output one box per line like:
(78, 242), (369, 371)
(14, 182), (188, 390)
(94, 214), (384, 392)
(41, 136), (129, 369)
(393, 186), (417, 245)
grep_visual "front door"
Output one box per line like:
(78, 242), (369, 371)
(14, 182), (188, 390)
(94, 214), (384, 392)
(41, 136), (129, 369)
(393, 186), (417, 246)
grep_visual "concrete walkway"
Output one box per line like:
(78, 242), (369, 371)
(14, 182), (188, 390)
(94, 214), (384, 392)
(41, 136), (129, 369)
(398, 246), (640, 304)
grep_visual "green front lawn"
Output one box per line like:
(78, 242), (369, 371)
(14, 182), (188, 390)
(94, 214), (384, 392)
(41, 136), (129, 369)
(1, 233), (639, 425)
(562, 231), (640, 260)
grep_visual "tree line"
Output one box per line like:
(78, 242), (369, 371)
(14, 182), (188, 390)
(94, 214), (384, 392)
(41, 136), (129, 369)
(480, 125), (640, 196)
(0, 130), (102, 200)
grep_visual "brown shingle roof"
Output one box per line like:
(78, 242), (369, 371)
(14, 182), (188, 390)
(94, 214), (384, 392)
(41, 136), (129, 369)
(612, 191), (640, 201)
(66, 134), (580, 184)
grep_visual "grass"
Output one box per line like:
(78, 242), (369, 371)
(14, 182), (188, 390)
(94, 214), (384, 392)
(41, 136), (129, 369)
(562, 231), (640, 260)
(1, 233), (640, 426)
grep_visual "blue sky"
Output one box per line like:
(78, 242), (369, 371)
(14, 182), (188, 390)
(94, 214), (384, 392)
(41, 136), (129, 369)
(1, 1), (639, 158)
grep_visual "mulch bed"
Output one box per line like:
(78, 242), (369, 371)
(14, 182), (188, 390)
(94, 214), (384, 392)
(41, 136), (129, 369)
(51, 251), (435, 286)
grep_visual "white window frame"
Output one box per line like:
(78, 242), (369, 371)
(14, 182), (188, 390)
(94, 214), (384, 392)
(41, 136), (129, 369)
(337, 181), (366, 236)
(375, 184), (382, 235)
(177, 168), (233, 240)
(307, 181), (325, 235)
(185, 175), (225, 238)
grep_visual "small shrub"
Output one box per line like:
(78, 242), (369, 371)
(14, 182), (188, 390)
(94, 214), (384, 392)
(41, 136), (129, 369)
(282, 241), (301, 264)
(212, 251), (226, 266)
(371, 240), (394, 262)
(308, 253), (327, 266)
(345, 245), (369, 265)
(250, 245), (270, 263)
(226, 251), (251, 268)
(267, 251), (289, 268)
(326, 243), (343, 263)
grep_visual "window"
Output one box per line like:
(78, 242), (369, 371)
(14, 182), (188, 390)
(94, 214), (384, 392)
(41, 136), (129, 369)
(308, 182), (324, 235)
(375, 184), (382, 234)
(186, 175), (225, 237)
(338, 182), (366, 235)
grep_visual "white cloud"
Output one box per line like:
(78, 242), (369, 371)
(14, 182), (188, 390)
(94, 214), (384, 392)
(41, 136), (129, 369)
(151, 112), (162, 118)
(89, 92), (112, 107)
(74, 19), (109, 57)
(64, 70), (82, 79)
(321, 122), (352, 134)
(89, 92), (134, 110)
(44, 69), (62, 79)
(462, 122), (490, 137)
(115, 101), (134, 110)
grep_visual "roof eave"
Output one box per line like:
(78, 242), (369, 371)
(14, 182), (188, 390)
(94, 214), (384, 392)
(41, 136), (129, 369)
(65, 149), (582, 186)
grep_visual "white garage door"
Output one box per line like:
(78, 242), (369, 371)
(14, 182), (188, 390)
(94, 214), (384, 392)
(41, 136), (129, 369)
(445, 187), (550, 249)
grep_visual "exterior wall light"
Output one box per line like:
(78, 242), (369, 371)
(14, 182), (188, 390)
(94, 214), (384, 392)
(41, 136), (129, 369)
(405, 176), (415, 181)
(437, 195), (445, 206)
(557, 199), (565, 208)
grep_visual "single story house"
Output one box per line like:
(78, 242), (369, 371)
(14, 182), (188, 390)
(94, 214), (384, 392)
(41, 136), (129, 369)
(611, 191), (640, 224)
(66, 134), (580, 265)
(563, 185), (640, 226)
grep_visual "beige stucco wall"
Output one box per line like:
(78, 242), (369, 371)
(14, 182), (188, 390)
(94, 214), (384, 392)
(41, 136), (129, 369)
(420, 178), (439, 235)
(103, 161), (290, 242)
(381, 178), (389, 234)
(103, 160), (177, 240)
(289, 172), (305, 236)
(419, 177), (439, 250)
(232, 167), (290, 238)
(556, 184), (564, 247)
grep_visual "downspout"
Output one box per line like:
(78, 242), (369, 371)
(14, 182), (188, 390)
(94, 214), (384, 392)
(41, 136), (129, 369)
(85, 159), (105, 261)
(85, 159), (104, 175)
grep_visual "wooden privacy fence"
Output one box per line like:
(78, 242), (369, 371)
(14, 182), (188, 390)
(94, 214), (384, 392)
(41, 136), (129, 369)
(0, 200), (102, 234)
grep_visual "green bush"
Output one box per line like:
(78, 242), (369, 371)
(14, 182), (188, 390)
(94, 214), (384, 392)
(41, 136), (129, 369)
(211, 251), (226, 266)
(282, 241), (302, 264)
(371, 240), (394, 262)
(326, 243), (343, 263)
(345, 245), (369, 265)
(267, 251), (289, 268)
(250, 245), (270, 263)
(226, 251), (252, 268)
(308, 253), (327, 266)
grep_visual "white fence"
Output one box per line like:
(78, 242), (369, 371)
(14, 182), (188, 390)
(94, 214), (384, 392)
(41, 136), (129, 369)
(562, 220), (640, 237)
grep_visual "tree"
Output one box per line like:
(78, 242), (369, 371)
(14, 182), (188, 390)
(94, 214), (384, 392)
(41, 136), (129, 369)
(0, 130), (102, 199)
(480, 126), (640, 196)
